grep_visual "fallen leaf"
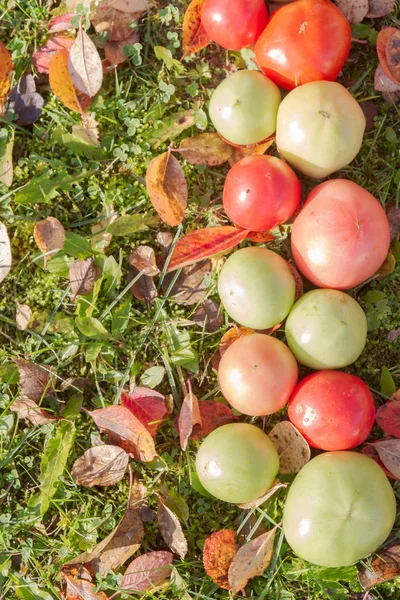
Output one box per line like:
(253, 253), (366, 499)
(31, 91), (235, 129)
(121, 551), (173, 592)
(157, 497), (188, 559)
(0, 41), (14, 108)
(246, 230), (276, 243)
(129, 246), (160, 276)
(92, 1), (141, 41)
(157, 231), (173, 255)
(360, 443), (399, 480)
(335, 0), (368, 24)
(268, 421), (311, 474)
(149, 110), (196, 149)
(367, 0), (395, 18)
(0, 221), (12, 283)
(182, 0), (211, 58)
(376, 28), (400, 85)
(91, 208), (117, 253)
(121, 388), (167, 436)
(34, 216), (66, 268)
(158, 485), (189, 522)
(146, 150), (188, 227)
(360, 99), (378, 131)
(71, 445), (129, 487)
(75, 113), (100, 146)
(104, 31), (140, 65)
(69, 258), (101, 300)
(238, 481), (286, 510)
(385, 29), (400, 84)
(376, 402), (400, 438)
(48, 13), (78, 33)
(63, 575), (108, 600)
(68, 26), (103, 98)
(386, 205), (400, 241)
(374, 65), (400, 93)
(174, 400), (236, 440)
(203, 530), (238, 590)
(0, 130), (14, 187)
(14, 359), (55, 400)
(166, 227), (249, 272)
(16, 302), (32, 331)
(220, 326), (255, 356)
(10, 398), (59, 426)
(162, 260), (211, 306)
(128, 264), (158, 305)
(375, 252), (396, 279)
(179, 382), (202, 451)
(88, 405), (157, 461)
(9, 75), (44, 125)
(33, 35), (74, 74)
(287, 263), (304, 301)
(372, 439), (400, 478)
(192, 299), (223, 332)
(388, 328), (400, 342)
(358, 544), (400, 589)
(49, 49), (92, 114)
(228, 137), (276, 167)
(177, 133), (232, 166)
(108, 0), (149, 12)
(228, 526), (278, 593)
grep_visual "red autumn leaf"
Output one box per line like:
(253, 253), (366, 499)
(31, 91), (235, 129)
(121, 551), (173, 592)
(166, 226), (249, 272)
(174, 400), (236, 442)
(182, 0), (211, 58)
(48, 13), (77, 33)
(246, 231), (276, 243)
(178, 381), (202, 450)
(376, 28), (400, 86)
(33, 35), (74, 74)
(360, 443), (400, 480)
(376, 401), (400, 438)
(203, 530), (238, 590)
(121, 388), (167, 436)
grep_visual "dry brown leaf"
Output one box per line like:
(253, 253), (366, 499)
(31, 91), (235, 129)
(157, 497), (188, 559)
(335, 0), (368, 24)
(92, 1), (141, 41)
(121, 551), (173, 592)
(63, 575), (108, 600)
(358, 545), (400, 589)
(128, 264), (158, 305)
(220, 326), (255, 356)
(182, 0), (211, 58)
(178, 383), (202, 451)
(238, 481), (286, 510)
(69, 258), (101, 300)
(146, 150), (188, 226)
(228, 526), (278, 593)
(14, 359), (55, 400)
(268, 421), (311, 474)
(129, 246), (160, 276)
(203, 530), (238, 590)
(174, 400), (237, 441)
(177, 133), (232, 166)
(367, 0), (395, 17)
(0, 41), (13, 108)
(34, 217), (66, 268)
(68, 26), (103, 98)
(121, 388), (167, 436)
(15, 302), (32, 331)
(374, 65), (400, 94)
(49, 49), (92, 113)
(372, 439), (400, 478)
(10, 398), (59, 426)
(104, 31), (140, 65)
(0, 221), (11, 284)
(386, 205), (400, 241)
(162, 260), (211, 306)
(71, 445), (129, 487)
(228, 138), (275, 167)
(193, 299), (223, 332)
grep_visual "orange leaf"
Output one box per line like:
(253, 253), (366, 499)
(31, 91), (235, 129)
(182, 0), (211, 58)
(166, 226), (249, 272)
(228, 137), (276, 166)
(121, 388), (167, 436)
(0, 41), (14, 109)
(246, 230), (276, 243)
(203, 530), (238, 590)
(49, 49), (92, 114)
(33, 35), (74, 74)
(146, 150), (188, 226)
(220, 326), (255, 356)
(376, 28), (400, 86)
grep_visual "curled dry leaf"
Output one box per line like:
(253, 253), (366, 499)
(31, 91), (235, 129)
(177, 133), (232, 167)
(49, 49), (92, 114)
(16, 302), (32, 331)
(193, 299), (223, 332)
(238, 481), (286, 510)
(386, 205), (400, 241)
(0, 221), (12, 284)
(367, 0), (396, 18)
(105, 31), (140, 65)
(68, 27), (103, 98)
(182, 0), (211, 58)
(228, 138), (275, 167)
(376, 401), (400, 438)
(162, 260), (211, 306)
(34, 216), (66, 268)
(129, 246), (160, 276)
(203, 530), (238, 590)
(360, 443), (399, 480)
(0, 41), (14, 108)
(69, 258), (101, 300)
(92, 1), (141, 42)
(71, 445), (129, 487)
(121, 388), (167, 436)
(157, 496), (188, 559)
(63, 575), (108, 600)
(14, 359), (55, 400)
(268, 421), (311, 474)
(335, 0), (368, 24)
(9, 75), (44, 126)
(121, 551), (173, 592)
(10, 398), (59, 426)
(128, 264), (158, 305)
(228, 526), (278, 593)
(88, 405), (157, 462)
(146, 151), (188, 227)
(33, 35), (74, 74)
(358, 545), (400, 589)
(372, 439), (400, 478)
(179, 383), (202, 451)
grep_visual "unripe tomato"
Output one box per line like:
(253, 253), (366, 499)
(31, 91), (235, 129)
(291, 179), (391, 289)
(288, 371), (375, 451)
(218, 247), (296, 329)
(209, 70), (281, 146)
(201, 0), (268, 51)
(196, 423), (279, 503)
(276, 81), (365, 179)
(219, 333), (298, 416)
(285, 289), (367, 369)
(254, 0), (351, 91)
(283, 452), (396, 567)
(223, 155), (301, 231)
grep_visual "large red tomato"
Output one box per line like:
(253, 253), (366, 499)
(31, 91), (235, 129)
(223, 155), (301, 231)
(254, 0), (351, 90)
(288, 371), (375, 451)
(291, 179), (391, 289)
(201, 0), (268, 51)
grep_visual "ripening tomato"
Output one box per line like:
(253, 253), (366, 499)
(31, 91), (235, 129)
(223, 155), (301, 231)
(201, 0), (268, 51)
(291, 179), (391, 289)
(219, 333), (298, 416)
(288, 371), (375, 451)
(196, 423), (279, 503)
(283, 452), (396, 567)
(254, 0), (351, 91)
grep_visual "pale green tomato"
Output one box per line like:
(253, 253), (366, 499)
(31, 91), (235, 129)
(196, 423), (279, 504)
(283, 452), (396, 567)
(209, 70), (281, 146)
(285, 289), (367, 369)
(276, 81), (366, 179)
(218, 247), (296, 329)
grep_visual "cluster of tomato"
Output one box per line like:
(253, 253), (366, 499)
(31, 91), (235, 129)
(194, 0), (396, 569)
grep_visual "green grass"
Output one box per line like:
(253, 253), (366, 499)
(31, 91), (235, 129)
(0, 1), (399, 599)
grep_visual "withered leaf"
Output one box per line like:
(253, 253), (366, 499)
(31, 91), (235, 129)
(14, 359), (55, 400)
(238, 481), (286, 510)
(182, 0), (211, 58)
(335, 0), (368, 24)
(71, 445), (129, 487)
(16, 302), (32, 331)
(10, 398), (59, 426)
(88, 405), (157, 462)
(9, 75), (44, 125)
(121, 551), (173, 592)
(63, 575), (108, 600)
(104, 31), (140, 65)
(178, 383), (202, 451)
(68, 26), (103, 98)
(375, 252), (396, 279)
(157, 496), (188, 559)
(268, 421), (310, 474)
(69, 258), (101, 300)
(385, 29), (400, 84)
(220, 326), (255, 356)
(91, 208), (117, 253)
(177, 133), (232, 166)
(193, 299), (223, 332)
(92, 1), (141, 42)
(121, 388), (167, 436)
(0, 221), (11, 284)
(228, 137), (275, 167)
(34, 216), (66, 268)
(374, 66), (400, 99)
(367, 0), (395, 18)
(162, 260), (211, 306)
(358, 545), (400, 589)
(146, 150), (188, 227)
(0, 41), (14, 108)
(203, 530), (238, 590)
(33, 35), (74, 75)
(372, 439), (400, 478)
(128, 264), (158, 305)
(376, 401), (400, 438)
(129, 246), (160, 276)
(361, 444), (399, 480)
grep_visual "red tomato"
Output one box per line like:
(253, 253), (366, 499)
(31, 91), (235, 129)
(288, 371), (375, 451)
(291, 179), (391, 289)
(201, 0), (268, 51)
(223, 155), (301, 231)
(254, 0), (351, 90)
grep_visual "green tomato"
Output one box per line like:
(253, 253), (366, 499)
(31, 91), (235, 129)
(218, 247), (296, 329)
(283, 452), (396, 567)
(285, 289), (367, 369)
(196, 423), (279, 504)
(276, 81), (365, 179)
(209, 70), (281, 146)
